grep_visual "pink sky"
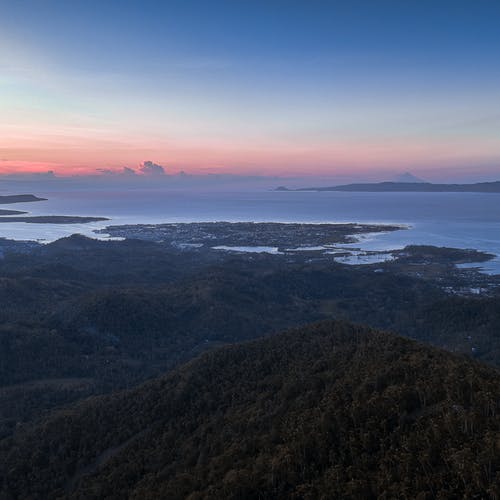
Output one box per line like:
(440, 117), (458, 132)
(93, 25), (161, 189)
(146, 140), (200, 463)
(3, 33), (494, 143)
(2, 137), (500, 180)
(2, 1), (500, 183)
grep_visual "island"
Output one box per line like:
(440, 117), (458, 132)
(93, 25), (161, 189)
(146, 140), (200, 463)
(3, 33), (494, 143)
(279, 180), (500, 193)
(0, 194), (47, 204)
(0, 194), (108, 223)
(0, 216), (109, 224)
(0, 209), (28, 216)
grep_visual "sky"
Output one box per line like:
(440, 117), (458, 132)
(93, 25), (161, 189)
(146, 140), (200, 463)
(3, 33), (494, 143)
(1, 0), (500, 181)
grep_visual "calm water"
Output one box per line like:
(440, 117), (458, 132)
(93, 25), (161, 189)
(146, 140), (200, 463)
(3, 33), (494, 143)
(1, 189), (499, 273)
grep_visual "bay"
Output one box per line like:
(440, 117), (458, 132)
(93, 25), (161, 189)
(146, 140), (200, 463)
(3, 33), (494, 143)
(1, 189), (499, 274)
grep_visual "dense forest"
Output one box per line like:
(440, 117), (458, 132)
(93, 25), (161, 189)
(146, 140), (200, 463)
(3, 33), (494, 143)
(0, 233), (499, 498)
(1, 321), (499, 498)
(3, 0), (500, 495)
(0, 235), (499, 440)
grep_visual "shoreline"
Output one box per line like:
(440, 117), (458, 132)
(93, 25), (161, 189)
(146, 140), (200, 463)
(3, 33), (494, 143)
(0, 216), (497, 275)
(0, 221), (499, 289)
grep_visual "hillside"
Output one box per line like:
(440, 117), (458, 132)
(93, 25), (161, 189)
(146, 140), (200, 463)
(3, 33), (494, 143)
(1, 321), (499, 499)
(1, 235), (500, 441)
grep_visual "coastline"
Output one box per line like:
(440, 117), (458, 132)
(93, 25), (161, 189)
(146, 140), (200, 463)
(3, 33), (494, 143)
(0, 190), (498, 274)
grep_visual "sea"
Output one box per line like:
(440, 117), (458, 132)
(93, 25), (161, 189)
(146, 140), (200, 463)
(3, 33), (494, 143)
(1, 189), (499, 274)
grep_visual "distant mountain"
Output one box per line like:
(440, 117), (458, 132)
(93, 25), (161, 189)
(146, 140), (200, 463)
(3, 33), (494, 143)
(2, 321), (499, 499)
(394, 171), (426, 183)
(290, 180), (500, 193)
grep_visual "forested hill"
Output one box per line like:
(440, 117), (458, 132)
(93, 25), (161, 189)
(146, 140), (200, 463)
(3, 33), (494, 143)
(2, 321), (499, 499)
(287, 180), (500, 192)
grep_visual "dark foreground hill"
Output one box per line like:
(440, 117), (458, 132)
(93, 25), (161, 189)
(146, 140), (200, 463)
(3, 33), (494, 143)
(1, 321), (499, 499)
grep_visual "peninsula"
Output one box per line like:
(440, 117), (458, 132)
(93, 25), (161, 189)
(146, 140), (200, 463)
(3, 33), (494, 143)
(96, 221), (403, 247)
(278, 180), (500, 193)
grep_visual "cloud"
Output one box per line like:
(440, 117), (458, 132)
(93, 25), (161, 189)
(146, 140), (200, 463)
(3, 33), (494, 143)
(139, 161), (166, 176)
(123, 166), (136, 176)
(97, 167), (137, 176)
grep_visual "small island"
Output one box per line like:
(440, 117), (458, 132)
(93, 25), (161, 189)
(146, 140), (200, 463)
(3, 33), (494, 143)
(0, 194), (47, 204)
(0, 209), (28, 216)
(0, 216), (109, 224)
(0, 194), (108, 224)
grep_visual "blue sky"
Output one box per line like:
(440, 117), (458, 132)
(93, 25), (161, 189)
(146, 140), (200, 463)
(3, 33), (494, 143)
(1, 0), (500, 179)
